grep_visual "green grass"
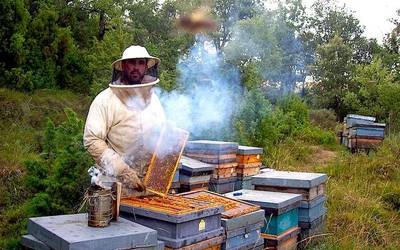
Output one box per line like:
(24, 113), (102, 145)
(267, 136), (400, 249)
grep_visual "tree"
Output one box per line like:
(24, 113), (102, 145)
(211, 0), (263, 52)
(311, 35), (355, 120)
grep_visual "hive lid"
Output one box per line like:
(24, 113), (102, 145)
(251, 170), (327, 188)
(180, 156), (216, 172)
(185, 140), (238, 152)
(237, 145), (263, 155)
(27, 213), (158, 250)
(224, 189), (302, 210)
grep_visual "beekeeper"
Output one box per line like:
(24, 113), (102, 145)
(83, 45), (165, 196)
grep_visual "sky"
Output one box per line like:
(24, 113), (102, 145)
(302, 0), (400, 41)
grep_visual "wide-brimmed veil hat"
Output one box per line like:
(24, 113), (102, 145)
(111, 45), (160, 71)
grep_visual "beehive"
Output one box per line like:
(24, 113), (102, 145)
(120, 196), (224, 249)
(180, 190), (264, 250)
(225, 190), (301, 236)
(252, 170), (327, 201)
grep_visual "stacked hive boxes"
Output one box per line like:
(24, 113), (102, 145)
(181, 190), (265, 250)
(184, 140), (238, 194)
(225, 189), (302, 250)
(120, 196), (225, 249)
(169, 162), (182, 194)
(179, 156), (216, 192)
(22, 213), (162, 250)
(252, 170), (327, 248)
(342, 114), (386, 152)
(235, 145), (263, 190)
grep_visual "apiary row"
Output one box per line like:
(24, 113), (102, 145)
(169, 140), (263, 195)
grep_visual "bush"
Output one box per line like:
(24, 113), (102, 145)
(309, 109), (338, 130)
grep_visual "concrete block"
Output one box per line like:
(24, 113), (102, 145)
(27, 213), (158, 250)
(237, 145), (263, 155)
(21, 235), (51, 250)
(251, 170), (327, 188)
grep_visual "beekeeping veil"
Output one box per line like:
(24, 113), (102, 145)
(109, 45), (161, 108)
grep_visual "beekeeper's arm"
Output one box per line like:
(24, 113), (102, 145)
(83, 97), (145, 191)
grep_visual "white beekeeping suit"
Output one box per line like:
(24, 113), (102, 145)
(83, 46), (166, 196)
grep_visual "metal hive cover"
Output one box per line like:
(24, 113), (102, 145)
(224, 189), (302, 210)
(180, 156), (216, 173)
(144, 124), (189, 196)
(237, 145), (263, 155)
(251, 170), (327, 188)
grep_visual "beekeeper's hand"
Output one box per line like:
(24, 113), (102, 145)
(119, 168), (146, 192)
(100, 148), (146, 192)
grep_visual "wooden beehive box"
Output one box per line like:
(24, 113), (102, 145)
(180, 190), (265, 250)
(225, 189), (302, 236)
(252, 170), (327, 201)
(120, 196), (224, 249)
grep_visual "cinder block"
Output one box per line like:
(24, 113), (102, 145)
(237, 146), (263, 155)
(27, 214), (158, 250)
(22, 235), (163, 250)
(252, 170), (327, 189)
(21, 235), (51, 250)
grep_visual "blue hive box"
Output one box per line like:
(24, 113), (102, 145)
(349, 124), (385, 138)
(225, 189), (301, 236)
(345, 114), (375, 127)
(299, 195), (327, 223)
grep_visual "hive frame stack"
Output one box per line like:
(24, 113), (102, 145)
(235, 145), (263, 190)
(252, 169), (328, 249)
(225, 189), (302, 250)
(341, 114), (386, 152)
(178, 156), (216, 192)
(184, 140), (239, 194)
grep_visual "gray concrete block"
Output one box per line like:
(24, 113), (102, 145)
(180, 156), (216, 173)
(237, 146), (263, 155)
(27, 213), (158, 250)
(224, 189), (302, 214)
(21, 235), (52, 250)
(251, 170), (327, 188)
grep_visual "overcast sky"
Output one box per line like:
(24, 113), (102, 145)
(303, 0), (400, 41)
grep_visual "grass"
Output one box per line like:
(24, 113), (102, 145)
(266, 136), (400, 249)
